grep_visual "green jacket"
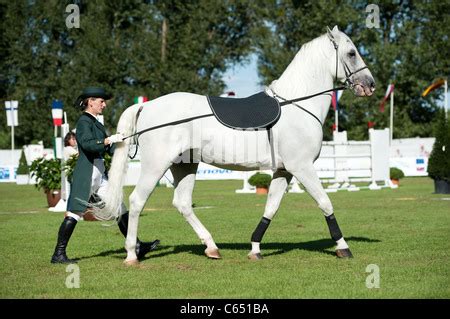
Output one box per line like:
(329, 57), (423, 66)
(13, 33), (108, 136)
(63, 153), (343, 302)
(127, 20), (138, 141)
(67, 112), (115, 214)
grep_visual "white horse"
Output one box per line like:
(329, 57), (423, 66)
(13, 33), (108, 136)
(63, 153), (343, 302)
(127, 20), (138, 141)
(96, 26), (375, 265)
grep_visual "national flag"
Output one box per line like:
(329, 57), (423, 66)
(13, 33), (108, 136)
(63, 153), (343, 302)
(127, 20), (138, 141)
(380, 83), (394, 112)
(422, 79), (445, 97)
(5, 100), (19, 127)
(134, 96), (149, 104)
(331, 90), (343, 110)
(51, 100), (63, 126)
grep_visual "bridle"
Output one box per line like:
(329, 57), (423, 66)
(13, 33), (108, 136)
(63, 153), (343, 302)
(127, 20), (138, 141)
(272, 36), (369, 126)
(335, 39), (369, 90)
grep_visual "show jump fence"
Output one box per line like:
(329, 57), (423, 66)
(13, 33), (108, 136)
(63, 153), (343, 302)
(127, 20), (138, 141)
(236, 128), (396, 193)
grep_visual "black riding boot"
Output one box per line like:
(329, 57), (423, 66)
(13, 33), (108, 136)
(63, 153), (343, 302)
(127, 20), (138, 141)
(117, 212), (160, 260)
(51, 216), (78, 264)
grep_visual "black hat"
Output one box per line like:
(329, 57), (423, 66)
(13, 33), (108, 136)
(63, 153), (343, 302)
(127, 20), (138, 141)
(75, 87), (113, 109)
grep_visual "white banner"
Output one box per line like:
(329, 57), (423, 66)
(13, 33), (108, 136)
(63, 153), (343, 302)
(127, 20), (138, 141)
(5, 100), (18, 127)
(389, 157), (428, 176)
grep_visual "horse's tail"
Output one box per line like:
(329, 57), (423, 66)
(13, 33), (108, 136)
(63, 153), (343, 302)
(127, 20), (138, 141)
(93, 104), (140, 221)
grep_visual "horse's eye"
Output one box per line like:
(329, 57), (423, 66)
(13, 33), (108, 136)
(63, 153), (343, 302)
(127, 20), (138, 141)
(348, 50), (356, 58)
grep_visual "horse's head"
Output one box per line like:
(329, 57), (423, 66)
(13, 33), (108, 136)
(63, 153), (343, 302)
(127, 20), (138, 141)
(326, 26), (375, 97)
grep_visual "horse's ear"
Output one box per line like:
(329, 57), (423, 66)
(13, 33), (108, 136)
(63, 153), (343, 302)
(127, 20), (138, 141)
(332, 25), (339, 32)
(326, 26), (335, 40)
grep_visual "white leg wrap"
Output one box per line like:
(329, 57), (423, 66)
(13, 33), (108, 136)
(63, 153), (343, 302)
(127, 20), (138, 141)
(251, 242), (261, 254)
(336, 238), (349, 250)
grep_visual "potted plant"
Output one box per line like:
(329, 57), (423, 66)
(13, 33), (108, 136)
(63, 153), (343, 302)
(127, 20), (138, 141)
(16, 149), (30, 185)
(30, 157), (62, 207)
(390, 167), (405, 186)
(427, 111), (450, 194)
(63, 153), (78, 184)
(248, 172), (272, 195)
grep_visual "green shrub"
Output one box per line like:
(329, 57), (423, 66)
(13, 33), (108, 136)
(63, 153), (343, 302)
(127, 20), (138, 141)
(30, 157), (61, 191)
(63, 153), (111, 184)
(16, 149), (29, 175)
(248, 172), (272, 188)
(63, 154), (78, 184)
(390, 167), (405, 180)
(428, 111), (450, 182)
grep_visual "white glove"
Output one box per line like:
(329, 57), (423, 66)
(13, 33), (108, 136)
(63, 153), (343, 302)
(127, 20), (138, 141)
(108, 133), (124, 145)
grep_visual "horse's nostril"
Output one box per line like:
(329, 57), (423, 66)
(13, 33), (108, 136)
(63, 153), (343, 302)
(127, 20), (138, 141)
(370, 80), (376, 89)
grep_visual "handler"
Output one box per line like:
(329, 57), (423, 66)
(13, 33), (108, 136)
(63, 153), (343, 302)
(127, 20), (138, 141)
(51, 87), (159, 264)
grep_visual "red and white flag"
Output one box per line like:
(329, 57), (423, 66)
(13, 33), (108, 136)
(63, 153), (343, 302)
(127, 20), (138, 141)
(380, 84), (394, 112)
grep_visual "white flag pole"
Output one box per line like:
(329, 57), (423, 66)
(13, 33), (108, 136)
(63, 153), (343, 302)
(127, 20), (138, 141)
(390, 90), (394, 145)
(334, 91), (340, 132)
(445, 79), (448, 119)
(335, 107), (338, 132)
(11, 115), (14, 164)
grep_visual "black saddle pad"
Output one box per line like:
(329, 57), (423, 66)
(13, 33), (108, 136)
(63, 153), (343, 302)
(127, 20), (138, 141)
(207, 91), (281, 130)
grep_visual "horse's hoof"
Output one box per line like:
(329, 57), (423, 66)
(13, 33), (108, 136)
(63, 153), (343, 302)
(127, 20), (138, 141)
(205, 248), (222, 259)
(123, 258), (139, 266)
(336, 248), (353, 258)
(247, 252), (263, 260)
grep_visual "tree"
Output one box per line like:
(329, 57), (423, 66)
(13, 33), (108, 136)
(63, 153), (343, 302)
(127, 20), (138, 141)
(1, 0), (257, 148)
(427, 111), (450, 183)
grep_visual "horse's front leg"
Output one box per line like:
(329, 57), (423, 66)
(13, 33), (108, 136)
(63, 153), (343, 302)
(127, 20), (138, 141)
(291, 163), (353, 258)
(248, 169), (292, 260)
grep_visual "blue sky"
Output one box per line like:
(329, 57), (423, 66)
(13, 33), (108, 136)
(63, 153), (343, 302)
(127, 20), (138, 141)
(222, 54), (264, 97)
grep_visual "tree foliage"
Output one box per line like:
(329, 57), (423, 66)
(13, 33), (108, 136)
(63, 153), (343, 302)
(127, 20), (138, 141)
(427, 111), (450, 182)
(0, 0), (256, 147)
(1, 1), (448, 147)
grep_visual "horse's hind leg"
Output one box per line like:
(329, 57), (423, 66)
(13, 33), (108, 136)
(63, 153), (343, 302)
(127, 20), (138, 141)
(171, 162), (221, 259)
(291, 163), (353, 258)
(248, 169), (292, 260)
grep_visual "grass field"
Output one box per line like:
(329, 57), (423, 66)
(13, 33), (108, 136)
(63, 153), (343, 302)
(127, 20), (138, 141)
(0, 177), (449, 299)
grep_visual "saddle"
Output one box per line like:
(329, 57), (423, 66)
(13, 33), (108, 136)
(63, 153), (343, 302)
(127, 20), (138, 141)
(207, 91), (281, 130)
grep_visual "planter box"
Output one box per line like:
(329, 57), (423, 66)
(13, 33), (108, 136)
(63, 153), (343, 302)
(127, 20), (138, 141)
(45, 189), (61, 207)
(434, 180), (450, 194)
(256, 187), (268, 195)
(390, 179), (400, 186)
(16, 174), (29, 185)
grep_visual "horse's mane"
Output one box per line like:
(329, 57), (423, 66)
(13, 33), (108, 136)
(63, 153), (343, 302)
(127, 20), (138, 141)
(269, 34), (332, 96)
(296, 34), (329, 65)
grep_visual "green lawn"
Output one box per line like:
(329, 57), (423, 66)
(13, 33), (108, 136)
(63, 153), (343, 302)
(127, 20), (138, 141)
(0, 177), (449, 298)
